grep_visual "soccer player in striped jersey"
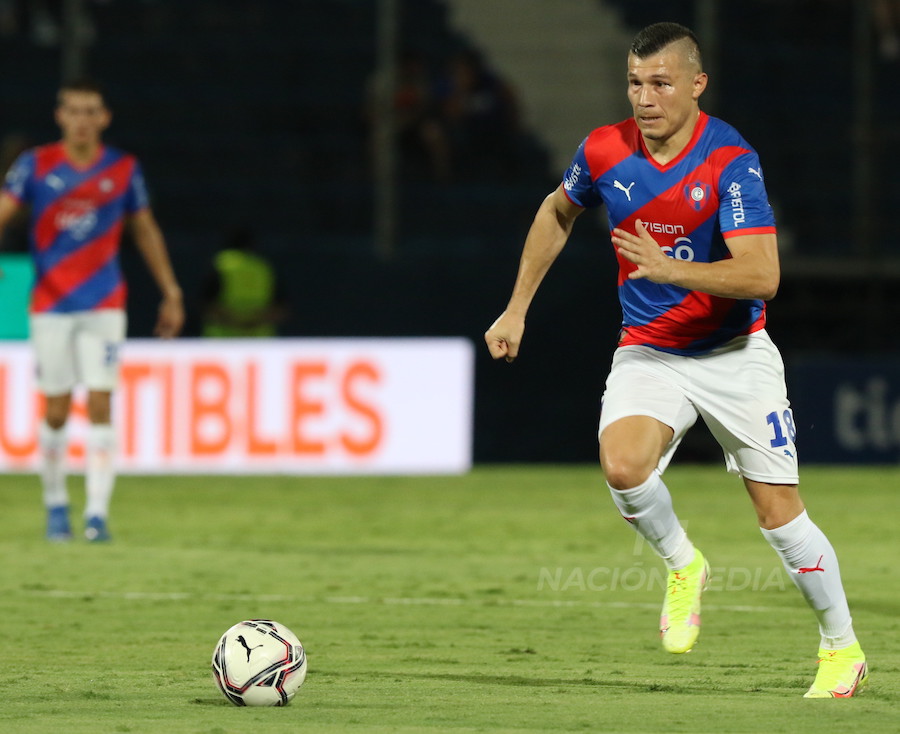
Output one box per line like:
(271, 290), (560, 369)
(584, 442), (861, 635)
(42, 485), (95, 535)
(485, 22), (866, 698)
(0, 78), (183, 543)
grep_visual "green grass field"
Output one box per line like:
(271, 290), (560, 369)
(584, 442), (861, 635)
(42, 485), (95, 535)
(0, 465), (896, 733)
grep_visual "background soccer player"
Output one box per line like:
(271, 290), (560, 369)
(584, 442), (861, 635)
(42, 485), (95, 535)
(0, 78), (183, 542)
(485, 22), (867, 698)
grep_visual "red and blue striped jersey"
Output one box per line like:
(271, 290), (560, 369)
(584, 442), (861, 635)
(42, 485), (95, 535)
(562, 112), (776, 355)
(2, 142), (149, 313)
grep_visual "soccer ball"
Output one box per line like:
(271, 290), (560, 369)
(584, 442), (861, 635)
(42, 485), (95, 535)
(211, 619), (308, 706)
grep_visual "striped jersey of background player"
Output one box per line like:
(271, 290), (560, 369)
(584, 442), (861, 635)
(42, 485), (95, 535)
(0, 77), (183, 543)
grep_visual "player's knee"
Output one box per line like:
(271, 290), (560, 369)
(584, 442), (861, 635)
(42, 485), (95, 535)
(600, 450), (655, 490)
(43, 396), (71, 430)
(44, 413), (66, 431)
(745, 480), (804, 530)
(599, 416), (670, 490)
(87, 405), (111, 424)
(43, 410), (68, 430)
(87, 392), (112, 424)
(755, 499), (804, 530)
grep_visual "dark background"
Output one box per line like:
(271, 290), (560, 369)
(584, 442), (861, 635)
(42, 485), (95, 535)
(2, 0), (898, 463)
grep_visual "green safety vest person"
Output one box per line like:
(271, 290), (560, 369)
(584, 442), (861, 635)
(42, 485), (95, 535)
(203, 247), (283, 337)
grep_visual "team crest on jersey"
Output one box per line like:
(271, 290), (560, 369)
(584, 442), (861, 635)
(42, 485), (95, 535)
(46, 173), (65, 191)
(684, 181), (710, 211)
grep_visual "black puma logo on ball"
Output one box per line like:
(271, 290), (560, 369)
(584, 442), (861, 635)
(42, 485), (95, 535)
(237, 635), (263, 662)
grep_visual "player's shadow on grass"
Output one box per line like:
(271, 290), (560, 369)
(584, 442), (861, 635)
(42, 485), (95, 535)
(389, 671), (811, 695)
(378, 671), (703, 693)
(192, 697), (247, 706)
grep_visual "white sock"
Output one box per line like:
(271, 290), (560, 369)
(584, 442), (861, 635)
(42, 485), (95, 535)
(608, 470), (695, 570)
(38, 421), (69, 508)
(760, 510), (856, 649)
(84, 423), (116, 520)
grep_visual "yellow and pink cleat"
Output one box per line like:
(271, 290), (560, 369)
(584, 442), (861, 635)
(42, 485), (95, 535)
(804, 642), (868, 698)
(660, 548), (709, 654)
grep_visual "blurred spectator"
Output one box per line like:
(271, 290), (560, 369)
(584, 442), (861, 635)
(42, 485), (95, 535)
(435, 49), (521, 180)
(0, 0), (16, 37)
(203, 227), (287, 337)
(365, 49), (450, 182)
(365, 48), (524, 182)
(875, 0), (900, 60)
(0, 0), (98, 46)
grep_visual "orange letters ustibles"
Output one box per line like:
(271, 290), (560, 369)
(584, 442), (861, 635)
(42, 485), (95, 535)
(0, 358), (384, 463)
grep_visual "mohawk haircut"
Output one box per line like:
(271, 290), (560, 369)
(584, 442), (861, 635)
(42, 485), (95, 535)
(630, 22), (703, 70)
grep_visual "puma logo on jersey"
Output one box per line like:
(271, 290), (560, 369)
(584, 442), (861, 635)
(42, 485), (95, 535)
(613, 180), (636, 201)
(748, 167), (763, 180)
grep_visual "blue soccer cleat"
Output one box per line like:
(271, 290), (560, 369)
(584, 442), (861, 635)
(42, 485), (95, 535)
(46, 505), (72, 542)
(84, 516), (111, 542)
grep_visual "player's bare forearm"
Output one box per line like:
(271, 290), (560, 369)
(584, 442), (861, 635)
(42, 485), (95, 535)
(0, 192), (22, 245)
(130, 211), (179, 293)
(130, 209), (184, 337)
(485, 187), (582, 362)
(506, 187), (580, 314)
(0, 193), (24, 276)
(664, 253), (779, 300)
(612, 220), (779, 300)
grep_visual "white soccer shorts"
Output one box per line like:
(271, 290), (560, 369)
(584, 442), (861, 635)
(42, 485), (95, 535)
(598, 330), (799, 484)
(30, 309), (127, 395)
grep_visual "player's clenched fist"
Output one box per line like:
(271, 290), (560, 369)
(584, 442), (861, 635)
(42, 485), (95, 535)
(485, 311), (524, 363)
